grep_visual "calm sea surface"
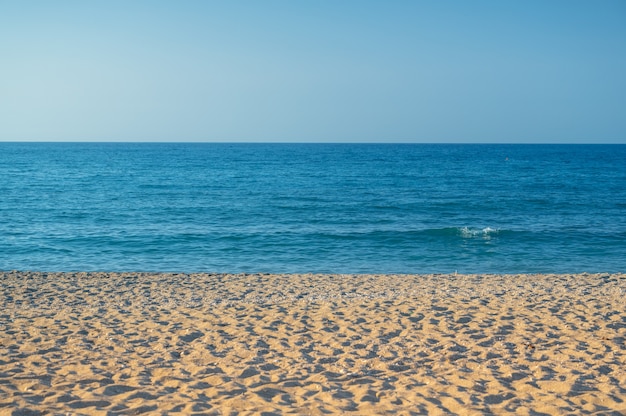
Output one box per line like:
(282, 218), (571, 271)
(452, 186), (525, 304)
(0, 143), (624, 274)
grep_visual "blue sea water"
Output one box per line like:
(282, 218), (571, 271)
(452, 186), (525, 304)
(0, 143), (624, 274)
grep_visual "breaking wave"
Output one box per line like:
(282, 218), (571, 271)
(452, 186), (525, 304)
(458, 226), (501, 238)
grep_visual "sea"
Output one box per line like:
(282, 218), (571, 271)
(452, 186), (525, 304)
(0, 143), (624, 274)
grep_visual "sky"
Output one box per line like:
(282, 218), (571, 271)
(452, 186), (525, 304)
(1, 1), (625, 143)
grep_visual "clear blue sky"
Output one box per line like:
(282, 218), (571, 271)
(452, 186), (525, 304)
(1, 1), (625, 143)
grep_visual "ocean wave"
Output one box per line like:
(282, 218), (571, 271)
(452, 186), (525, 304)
(458, 226), (501, 238)
(399, 227), (504, 238)
(203, 226), (508, 241)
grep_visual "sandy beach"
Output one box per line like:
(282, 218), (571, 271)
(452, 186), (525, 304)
(1, 272), (625, 415)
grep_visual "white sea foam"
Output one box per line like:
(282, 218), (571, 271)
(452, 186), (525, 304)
(459, 226), (500, 238)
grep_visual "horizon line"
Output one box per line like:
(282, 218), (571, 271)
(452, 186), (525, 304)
(1, 139), (625, 145)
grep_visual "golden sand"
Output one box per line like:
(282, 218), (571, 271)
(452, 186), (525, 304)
(1, 272), (625, 415)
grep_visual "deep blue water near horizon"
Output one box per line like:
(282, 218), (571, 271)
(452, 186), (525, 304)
(1, 143), (625, 274)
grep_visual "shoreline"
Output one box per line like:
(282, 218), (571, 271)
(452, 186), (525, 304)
(2, 272), (625, 415)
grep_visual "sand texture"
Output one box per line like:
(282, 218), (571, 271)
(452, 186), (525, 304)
(1, 272), (625, 415)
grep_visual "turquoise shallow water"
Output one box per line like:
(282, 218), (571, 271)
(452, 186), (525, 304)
(1, 143), (624, 274)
